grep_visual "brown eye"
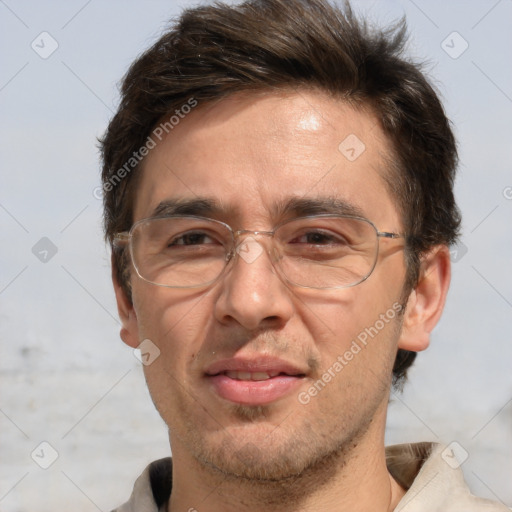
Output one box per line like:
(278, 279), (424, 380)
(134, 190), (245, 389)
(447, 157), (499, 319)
(169, 232), (216, 246)
(290, 230), (347, 246)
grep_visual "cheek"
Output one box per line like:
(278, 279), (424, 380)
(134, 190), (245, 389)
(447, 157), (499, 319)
(302, 315), (400, 415)
(298, 282), (401, 343)
(295, 283), (403, 394)
(132, 285), (217, 365)
(133, 288), (218, 421)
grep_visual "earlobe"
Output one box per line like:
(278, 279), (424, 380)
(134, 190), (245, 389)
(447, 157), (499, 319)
(398, 245), (451, 353)
(112, 255), (140, 349)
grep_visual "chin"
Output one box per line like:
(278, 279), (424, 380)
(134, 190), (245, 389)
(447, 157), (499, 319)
(186, 412), (360, 484)
(199, 438), (316, 482)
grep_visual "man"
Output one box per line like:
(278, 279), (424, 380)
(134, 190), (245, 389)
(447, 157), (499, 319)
(100, 0), (508, 510)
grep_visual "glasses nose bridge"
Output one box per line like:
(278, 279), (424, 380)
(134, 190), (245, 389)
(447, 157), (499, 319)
(230, 228), (279, 262)
(232, 228), (276, 249)
(233, 228), (275, 239)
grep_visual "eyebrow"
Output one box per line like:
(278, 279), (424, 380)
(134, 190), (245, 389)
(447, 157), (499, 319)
(149, 196), (367, 222)
(151, 198), (227, 218)
(272, 196), (367, 219)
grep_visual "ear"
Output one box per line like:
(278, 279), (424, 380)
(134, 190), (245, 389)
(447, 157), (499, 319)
(112, 254), (139, 349)
(398, 245), (451, 352)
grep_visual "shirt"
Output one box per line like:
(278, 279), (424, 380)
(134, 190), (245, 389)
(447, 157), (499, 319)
(112, 442), (510, 511)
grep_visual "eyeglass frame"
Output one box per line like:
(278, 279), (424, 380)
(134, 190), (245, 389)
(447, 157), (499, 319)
(113, 213), (406, 290)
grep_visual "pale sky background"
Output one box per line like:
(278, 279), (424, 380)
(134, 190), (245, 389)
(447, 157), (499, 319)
(0, 0), (511, 510)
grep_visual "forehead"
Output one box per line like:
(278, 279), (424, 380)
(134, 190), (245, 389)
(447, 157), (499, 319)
(134, 89), (399, 228)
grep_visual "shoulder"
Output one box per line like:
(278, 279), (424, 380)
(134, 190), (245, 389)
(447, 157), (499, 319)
(111, 457), (172, 512)
(389, 443), (510, 512)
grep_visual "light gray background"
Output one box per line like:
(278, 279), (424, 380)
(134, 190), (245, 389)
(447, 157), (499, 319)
(1, 0), (511, 510)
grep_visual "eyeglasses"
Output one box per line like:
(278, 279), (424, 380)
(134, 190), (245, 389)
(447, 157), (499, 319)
(113, 214), (405, 290)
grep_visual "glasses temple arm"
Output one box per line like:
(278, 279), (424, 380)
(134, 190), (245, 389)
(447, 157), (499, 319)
(113, 232), (130, 248)
(377, 231), (405, 239)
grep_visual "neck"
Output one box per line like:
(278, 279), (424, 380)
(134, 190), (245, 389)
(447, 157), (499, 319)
(168, 411), (405, 512)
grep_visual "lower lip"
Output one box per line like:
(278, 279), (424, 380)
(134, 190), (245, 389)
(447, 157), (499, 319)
(208, 374), (303, 405)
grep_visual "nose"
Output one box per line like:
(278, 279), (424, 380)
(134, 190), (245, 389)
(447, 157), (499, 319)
(213, 236), (294, 330)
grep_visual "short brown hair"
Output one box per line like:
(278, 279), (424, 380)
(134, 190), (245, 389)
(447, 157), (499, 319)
(99, 0), (460, 387)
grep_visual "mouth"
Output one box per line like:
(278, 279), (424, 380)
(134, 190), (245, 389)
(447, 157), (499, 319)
(221, 370), (298, 381)
(205, 358), (307, 406)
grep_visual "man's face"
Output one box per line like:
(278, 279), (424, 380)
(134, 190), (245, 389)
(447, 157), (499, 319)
(125, 90), (410, 480)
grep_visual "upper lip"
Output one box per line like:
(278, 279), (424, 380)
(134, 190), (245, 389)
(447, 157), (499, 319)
(205, 356), (307, 377)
